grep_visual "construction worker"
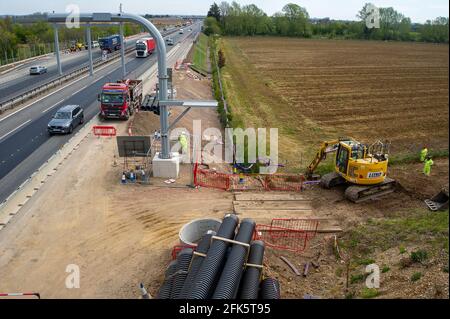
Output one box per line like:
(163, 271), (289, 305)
(423, 156), (434, 176)
(179, 132), (188, 154)
(420, 146), (428, 162)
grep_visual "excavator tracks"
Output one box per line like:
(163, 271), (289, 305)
(320, 172), (346, 189)
(344, 178), (397, 203)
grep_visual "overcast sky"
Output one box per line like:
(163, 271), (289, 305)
(0, 0), (448, 23)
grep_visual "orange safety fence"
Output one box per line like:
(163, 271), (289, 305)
(193, 164), (304, 192)
(254, 218), (319, 254)
(194, 165), (231, 191)
(93, 126), (117, 137)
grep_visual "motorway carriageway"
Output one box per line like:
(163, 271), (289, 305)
(0, 28), (181, 104)
(0, 24), (201, 203)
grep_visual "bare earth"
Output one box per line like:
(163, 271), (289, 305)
(0, 69), (233, 298)
(221, 37), (449, 164)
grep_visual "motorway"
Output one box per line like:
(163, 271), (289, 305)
(0, 23), (201, 203)
(0, 29), (180, 104)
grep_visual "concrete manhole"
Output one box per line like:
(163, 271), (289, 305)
(179, 218), (222, 246)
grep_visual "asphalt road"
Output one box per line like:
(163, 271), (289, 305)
(0, 24), (201, 203)
(0, 28), (181, 104)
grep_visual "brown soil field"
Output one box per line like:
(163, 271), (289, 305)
(221, 37), (449, 165)
(219, 36), (449, 299)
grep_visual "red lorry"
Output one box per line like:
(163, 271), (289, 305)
(98, 79), (143, 120)
(136, 37), (156, 58)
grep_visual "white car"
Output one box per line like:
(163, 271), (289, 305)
(179, 29), (184, 34)
(30, 66), (47, 75)
(85, 41), (100, 49)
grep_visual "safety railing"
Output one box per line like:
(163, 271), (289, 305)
(92, 126), (117, 137)
(193, 164), (304, 192)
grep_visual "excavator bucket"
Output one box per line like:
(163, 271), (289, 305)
(425, 188), (449, 211)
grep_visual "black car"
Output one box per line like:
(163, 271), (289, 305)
(48, 105), (84, 135)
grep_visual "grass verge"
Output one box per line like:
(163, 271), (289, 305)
(192, 33), (209, 74)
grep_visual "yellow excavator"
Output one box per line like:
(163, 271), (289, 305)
(306, 138), (397, 203)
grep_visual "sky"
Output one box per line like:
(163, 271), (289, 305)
(0, 0), (448, 23)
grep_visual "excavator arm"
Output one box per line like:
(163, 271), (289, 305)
(306, 140), (340, 178)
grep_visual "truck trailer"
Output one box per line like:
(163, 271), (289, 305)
(136, 37), (156, 58)
(98, 79), (143, 120)
(98, 35), (121, 53)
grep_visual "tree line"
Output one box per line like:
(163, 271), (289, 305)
(0, 17), (142, 64)
(205, 2), (449, 43)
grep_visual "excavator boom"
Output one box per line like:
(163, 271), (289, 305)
(306, 140), (339, 177)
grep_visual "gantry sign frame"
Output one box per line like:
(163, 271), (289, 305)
(48, 12), (217, 161)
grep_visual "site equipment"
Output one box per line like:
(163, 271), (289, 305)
(306, 138), (396, 203)
(69, 41), (83, 52)
(425, 188), (449, 211)
(98, 35), (121, 53)
(98, 79), (143, 120)
(136, 37), (156, 58)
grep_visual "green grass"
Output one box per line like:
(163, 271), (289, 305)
(192, 33), (209, 74)
(356, 258), (376, 266)
(350, 273), (365, 284)
(411, 272), (423, 282)
(382, 266), (390, 273)
(342, 210), (449, 259)
(399, 245), (407, 254)
(389, 149), (449, 166)
(360, 288), (380, 299)
(410, 250), (429, 263)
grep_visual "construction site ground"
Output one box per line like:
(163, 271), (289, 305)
(0, 42), (448, 299)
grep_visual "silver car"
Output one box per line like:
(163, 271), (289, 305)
(48, 105), (84, 135)
(30, 66), (47, 75)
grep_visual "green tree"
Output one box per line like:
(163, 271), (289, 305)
(282, 3), (311, 37)
(204, 16), (222, 36)
(207, 2), (221, 21)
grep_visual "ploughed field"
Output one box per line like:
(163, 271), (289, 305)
(222, 37), (449, 156)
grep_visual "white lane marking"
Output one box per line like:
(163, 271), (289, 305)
(42, 99), (65, 114)
(70, 85), (89, 97)
(0, 119), (31, 141)
(0, 50), (134, 124)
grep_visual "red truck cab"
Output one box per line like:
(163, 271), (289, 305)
(99, 79), (143, 120)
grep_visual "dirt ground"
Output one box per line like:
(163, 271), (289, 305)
(263, 158), (449, 299)
(221, 37), (449, 165)
(0, 68), (233, 298)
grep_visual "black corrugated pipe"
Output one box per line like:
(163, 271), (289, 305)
(212, 218), (256, 299)
(177, 230), (216, 299)
(170, 248), (194, 299)
(238, 240), (265, 299)
(188, 214), (240, 299)
(260, 278), (281, 299)
(156, 260), (178, 299)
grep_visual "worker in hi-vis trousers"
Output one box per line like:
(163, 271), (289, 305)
(424, 156), (434, 176)
(420, 146), (428, 162)
(179, 132), (188, 154)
